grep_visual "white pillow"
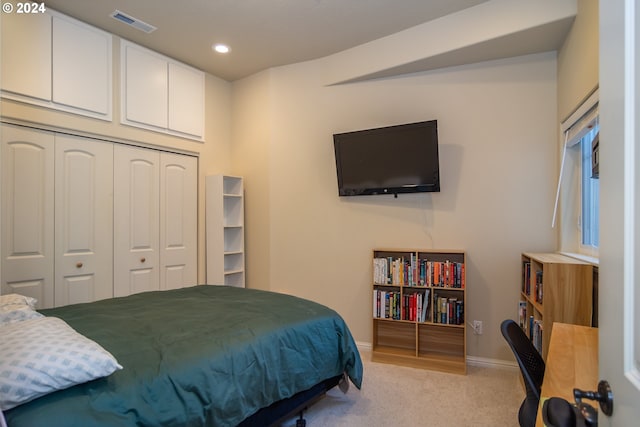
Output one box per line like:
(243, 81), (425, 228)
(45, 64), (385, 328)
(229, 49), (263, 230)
(0, 294), (37, 309)
(0, 316), (122, 410)
(0, 294), (42, 326)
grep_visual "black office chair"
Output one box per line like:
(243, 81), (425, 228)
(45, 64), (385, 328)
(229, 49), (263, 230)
(501, 319), (546, 427)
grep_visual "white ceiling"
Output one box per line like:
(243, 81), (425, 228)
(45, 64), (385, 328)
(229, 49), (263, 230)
(44, 0), (575, 83)
(44, 0), (493, 81)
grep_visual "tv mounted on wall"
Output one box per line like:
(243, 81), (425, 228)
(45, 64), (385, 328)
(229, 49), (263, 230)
(333, 120), (440, 197)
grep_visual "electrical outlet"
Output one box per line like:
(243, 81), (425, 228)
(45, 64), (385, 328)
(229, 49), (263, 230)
(473, 320), (483, 335)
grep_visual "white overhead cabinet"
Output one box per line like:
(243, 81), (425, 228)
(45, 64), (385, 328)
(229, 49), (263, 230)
(206, 175), (245, 287)
(0, 10), (112, 120)
(1, 124), (198, 308)
(52, 15), (112, 117)
(168, 63), (205, 138)
(122, 44), (168, 129)
(0, 11), (52, 101)
(121, 41), (205, 140)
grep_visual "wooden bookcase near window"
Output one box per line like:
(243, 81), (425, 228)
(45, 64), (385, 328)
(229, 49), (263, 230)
(372, 249), (466, 374)
(519, 252), (594, 361)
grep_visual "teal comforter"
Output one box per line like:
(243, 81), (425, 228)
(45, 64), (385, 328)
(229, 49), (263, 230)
(4, 286), (363, 427)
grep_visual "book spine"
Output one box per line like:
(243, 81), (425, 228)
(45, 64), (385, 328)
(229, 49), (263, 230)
(373, 289), (377, 318)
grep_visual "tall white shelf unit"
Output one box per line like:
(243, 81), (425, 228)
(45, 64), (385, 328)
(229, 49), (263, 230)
(206, 175), (245, 287)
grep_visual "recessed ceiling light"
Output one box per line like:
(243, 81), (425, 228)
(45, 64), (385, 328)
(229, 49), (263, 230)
(213, 44), (230, 54)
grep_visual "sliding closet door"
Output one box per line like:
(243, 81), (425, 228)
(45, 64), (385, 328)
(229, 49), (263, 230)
(54, 135), (113, 306)
(113, 145), (160, 296)
(1, 124), (54, 308)
(160, 152), (197, 290)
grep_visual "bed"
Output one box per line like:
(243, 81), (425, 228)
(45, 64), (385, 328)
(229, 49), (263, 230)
(1, 285), (363, 427)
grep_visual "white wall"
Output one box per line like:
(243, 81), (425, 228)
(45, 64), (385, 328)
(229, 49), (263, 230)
(234, 51), (558, 361)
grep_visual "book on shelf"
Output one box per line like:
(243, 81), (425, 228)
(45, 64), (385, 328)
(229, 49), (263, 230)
(372, 289), (402, 320)
(522, 261), (531, 295)
(375, 255), (465, 288)
(418, 259), (465, 288)
(373, 288), (432, 322)
(373, 256), (414, 285)
(421, 288), (430, 322)
(535, 271), (543, 303)
(518, 301), (527, 329)
(530, 318), (543, 353)
(432, 293), (464, 325)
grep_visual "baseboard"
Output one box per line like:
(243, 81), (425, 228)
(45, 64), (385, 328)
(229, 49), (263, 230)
(357, 341), (517, 371)
(466, 355), (518, 370)
(356, 341), (372, 352)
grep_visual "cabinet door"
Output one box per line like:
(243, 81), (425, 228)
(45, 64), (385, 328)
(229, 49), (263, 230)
(0, 11), (52, 101)
(122, 42), (168, 129)
(54, 135), (113, 306)
(168, 62), (204, 138)
(52, 15), (112, 118)
(113, 145), (160, 297)
(1, 125), (54, 308)
(160, 153), (197, 290)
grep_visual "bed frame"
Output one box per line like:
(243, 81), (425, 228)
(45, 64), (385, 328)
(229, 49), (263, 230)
(239, 374), (343, 427)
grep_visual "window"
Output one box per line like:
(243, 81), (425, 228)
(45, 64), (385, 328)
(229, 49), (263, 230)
(554, 89), (599, 257)
(580, 125), (599, 250)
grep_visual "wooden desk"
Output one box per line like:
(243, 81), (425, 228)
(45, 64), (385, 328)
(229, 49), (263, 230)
(536, 323), (599, 426)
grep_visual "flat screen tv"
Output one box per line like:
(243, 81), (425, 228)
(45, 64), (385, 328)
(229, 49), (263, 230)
(333, 120), (440, 197)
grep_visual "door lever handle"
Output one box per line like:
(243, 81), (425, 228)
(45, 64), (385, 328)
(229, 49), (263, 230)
(574, 380), (614, 416)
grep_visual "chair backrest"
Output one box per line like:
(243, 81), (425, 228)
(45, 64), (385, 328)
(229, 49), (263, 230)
(501, 319), (546, 401)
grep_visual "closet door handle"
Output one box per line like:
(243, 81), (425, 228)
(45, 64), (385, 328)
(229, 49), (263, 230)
(76, 262), (83, 268)
(140, 257), (146, 263)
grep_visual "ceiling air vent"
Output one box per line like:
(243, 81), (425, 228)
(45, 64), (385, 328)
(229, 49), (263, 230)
(110, 10), (157, 34)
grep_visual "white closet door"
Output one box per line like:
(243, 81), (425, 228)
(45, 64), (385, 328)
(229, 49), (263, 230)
(54, 135), (113, 306)
(114, 145), (160, 297)
(1, 125), (54, 308)
(160, 153), (197, 290)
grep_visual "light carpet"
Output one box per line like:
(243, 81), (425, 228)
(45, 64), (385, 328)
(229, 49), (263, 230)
(282, 350), (523, 427)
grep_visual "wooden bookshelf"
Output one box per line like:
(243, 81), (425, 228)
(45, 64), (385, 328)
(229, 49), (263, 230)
(372, 249), (466, 374)
(519, 252), (594, 360)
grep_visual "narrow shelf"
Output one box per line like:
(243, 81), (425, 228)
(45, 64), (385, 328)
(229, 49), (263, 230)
(206, 174), (245, 287)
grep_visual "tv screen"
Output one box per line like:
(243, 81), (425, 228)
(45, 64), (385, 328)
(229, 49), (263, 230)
(333, 120), (440, 196)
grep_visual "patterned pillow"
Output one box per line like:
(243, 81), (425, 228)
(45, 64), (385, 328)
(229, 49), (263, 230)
(0, 294), (37, 309)
(0, 316), (122, 410)
(0, 294), (43, 326)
